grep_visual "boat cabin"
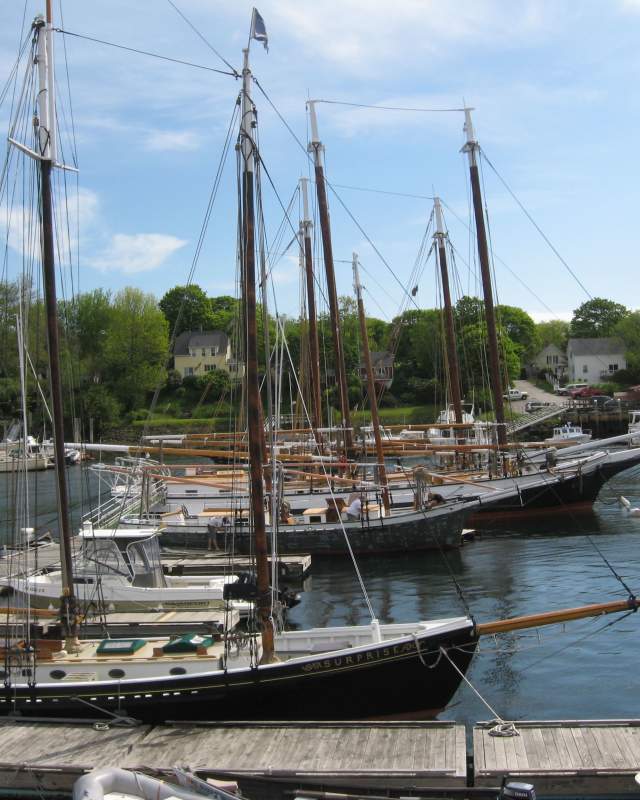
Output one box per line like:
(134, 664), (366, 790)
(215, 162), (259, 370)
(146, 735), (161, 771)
(78, 529), (165, 588)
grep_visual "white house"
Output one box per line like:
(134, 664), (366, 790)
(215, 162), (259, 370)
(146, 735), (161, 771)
(530, 343), (568, 382)
(566, 337), (626, 384)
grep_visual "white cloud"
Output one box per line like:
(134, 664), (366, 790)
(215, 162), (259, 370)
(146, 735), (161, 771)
(528, 310), (572, 323)
(269, 0), (553, 74)
(90, 233), (187, 273)
(144, 130), (202, 152)
(620, 0), (640, 11)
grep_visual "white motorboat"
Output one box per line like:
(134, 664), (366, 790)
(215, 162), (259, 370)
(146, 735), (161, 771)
(544, 423), (592, 445)
(1, 528), (244, 613)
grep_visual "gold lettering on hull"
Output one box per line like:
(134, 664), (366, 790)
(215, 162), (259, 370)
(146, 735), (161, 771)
(300, 641), (420, 673)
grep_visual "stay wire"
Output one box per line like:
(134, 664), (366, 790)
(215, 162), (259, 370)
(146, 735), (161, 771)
(54, 29), (238, 78)
(479, 149), (593, 301)
(166, 0), (240, 77)
(314, 99), (467, 113)
(253, 77), (422, 313)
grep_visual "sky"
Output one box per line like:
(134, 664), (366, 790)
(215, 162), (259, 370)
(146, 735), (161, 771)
(1, 0), (640, 326)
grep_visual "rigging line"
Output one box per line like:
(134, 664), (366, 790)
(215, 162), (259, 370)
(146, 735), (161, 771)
(442, 201), (557, 317)
(166, 0), (240, 77)
(328, 182), (433, 201)
(314, 99), (468, 113)
(53, 29), (239, 78)
(479, 149), (593, 301)
(0, 28), (32, 111)
(271, 312), (377, 621)
(58, 0), (79, 168)
(253, 77), (422, 312)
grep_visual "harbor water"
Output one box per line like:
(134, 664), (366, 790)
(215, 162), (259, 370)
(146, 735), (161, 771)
(1, 462), (639, 723)
(288, 464), (640, 725)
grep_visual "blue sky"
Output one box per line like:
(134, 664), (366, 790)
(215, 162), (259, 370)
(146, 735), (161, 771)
(1, 0), (640, 325)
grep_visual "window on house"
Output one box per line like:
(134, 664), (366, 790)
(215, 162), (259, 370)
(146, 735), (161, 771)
(189, 349), (196, 357)
(185, 367), (194, 376)
(204, 364), (216, 372)
(609, 364), (618, 372)
(201, 348), (206, 356)
(582, 364), (588, 374)
(211, 346), (219, 356)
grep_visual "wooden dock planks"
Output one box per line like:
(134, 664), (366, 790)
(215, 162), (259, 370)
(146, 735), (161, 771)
(0, 720), (467, 793)
(474, 720), (640, 795)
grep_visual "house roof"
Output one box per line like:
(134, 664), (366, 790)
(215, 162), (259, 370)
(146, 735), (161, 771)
(370, 351), (394, 367)
(567, 337), (626, 356)
(173, 330), (229, 355)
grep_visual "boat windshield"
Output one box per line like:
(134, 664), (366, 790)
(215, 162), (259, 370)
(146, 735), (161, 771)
(80, 538), (132, 579)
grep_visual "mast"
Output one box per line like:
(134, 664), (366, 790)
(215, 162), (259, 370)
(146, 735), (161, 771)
(300, 177), (323, 439)
(434, 198), (463, 425)
(307, 101), (354, 453)
(240, 47), (274, 662)
(462, 109), (506, 446)
(35, 5), (79, 649)
(353, 254), (390, 513)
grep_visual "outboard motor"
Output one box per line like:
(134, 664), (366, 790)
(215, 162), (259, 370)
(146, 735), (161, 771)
(499, 781), (536, 800)
(223, 572), (301, 609)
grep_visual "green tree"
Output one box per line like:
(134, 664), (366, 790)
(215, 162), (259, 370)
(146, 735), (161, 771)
(210, 295), (240, 333)
(614, 311), (640, 382)
(63, 289), (113, 383)
(103, 288), (169, 410)
(570, 298), (629, 338)
(159, 284), (215, 336)
(536, 319), (570, 350)
(496, 305), (539, 363)
(454, 296), (485, 328)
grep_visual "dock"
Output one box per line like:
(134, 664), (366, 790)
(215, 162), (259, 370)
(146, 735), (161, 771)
(3, 719), (640, 797)
(0, 545), (312, 584)
(162, 551), (312, 582)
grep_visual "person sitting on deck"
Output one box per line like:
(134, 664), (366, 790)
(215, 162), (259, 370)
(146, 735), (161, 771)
(346, 496), (362, 520)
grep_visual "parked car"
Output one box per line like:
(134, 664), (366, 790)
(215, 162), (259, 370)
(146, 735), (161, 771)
(570, 386), (608, 399)
(603, 398), (632, 411)
(588, 395), (613, 407)
(525, 401), (552, 412)
(556, 383), (588, 396)
(503, 388), (528, 401)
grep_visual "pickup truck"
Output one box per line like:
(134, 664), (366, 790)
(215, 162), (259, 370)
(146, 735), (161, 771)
(503, 388), (528, 401)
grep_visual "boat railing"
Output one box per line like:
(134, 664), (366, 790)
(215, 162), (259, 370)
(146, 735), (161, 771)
(82, 481), (165, 529)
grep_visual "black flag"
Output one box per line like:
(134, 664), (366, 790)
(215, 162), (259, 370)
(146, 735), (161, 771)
(250, 8), (269, 52)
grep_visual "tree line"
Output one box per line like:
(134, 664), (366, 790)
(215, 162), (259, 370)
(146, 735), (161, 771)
(0, 281), (638, 435)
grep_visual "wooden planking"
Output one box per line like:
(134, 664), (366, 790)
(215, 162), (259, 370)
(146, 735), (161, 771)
(475, 721), (640, 795)
(0, 721), (467, 792)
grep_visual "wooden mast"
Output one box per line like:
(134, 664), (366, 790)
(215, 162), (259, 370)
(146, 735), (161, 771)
(353, 254), (390, 513)
(300, 177), (323, 439)
(240, 46), (274, 662)
(307, 101), (354, 453)
(434, 197), (464, 425)
(36, 4), (79, 649)
(462, 109), (506, 446)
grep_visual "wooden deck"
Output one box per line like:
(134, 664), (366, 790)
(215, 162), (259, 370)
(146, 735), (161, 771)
(474, 719), (640, 796)
(3, 719), (640, 797)
(0, 720), (467, 793)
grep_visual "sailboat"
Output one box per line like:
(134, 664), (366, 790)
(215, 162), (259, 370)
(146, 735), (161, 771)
(1, 8), (637, 726)
(0, 11), (483, 722)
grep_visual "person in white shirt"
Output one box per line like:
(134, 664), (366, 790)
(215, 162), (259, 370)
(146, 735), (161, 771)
(346, 496), (362, 520)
